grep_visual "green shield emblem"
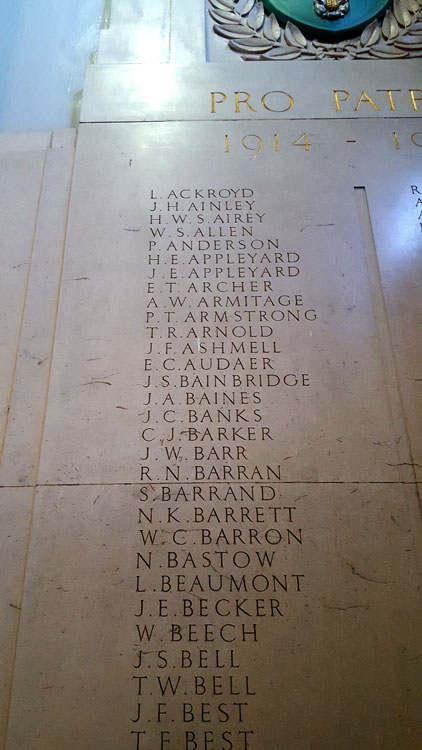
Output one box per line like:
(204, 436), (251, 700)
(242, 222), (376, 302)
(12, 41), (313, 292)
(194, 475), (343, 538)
(261, 0), (391, 40)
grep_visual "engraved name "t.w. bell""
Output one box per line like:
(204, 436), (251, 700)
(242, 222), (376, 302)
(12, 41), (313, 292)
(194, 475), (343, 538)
(314, 0), (350, 18)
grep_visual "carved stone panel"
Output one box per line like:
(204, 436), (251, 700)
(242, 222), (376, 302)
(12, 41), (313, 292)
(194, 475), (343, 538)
(4, 89), (421, 748)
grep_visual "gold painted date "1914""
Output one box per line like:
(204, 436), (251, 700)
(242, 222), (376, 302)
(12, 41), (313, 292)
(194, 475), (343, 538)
(224, 131), (422, 155)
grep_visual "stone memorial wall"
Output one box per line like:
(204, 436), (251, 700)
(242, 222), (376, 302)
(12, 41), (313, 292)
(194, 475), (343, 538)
(1, 2), (421, 749)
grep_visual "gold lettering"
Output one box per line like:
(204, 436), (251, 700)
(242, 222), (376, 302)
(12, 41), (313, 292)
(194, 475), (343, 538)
(333, 90), (350, 111)
(211, 91), (226, 113)
(409, 89), (422, 111)
(235, 91), (257, 113)
(292, 133), (310, 152)
(355, 91), (380, 111)
(241, 134), (263, 156)
(377, 89), (401, 111)
(261, 91), (294, 113)
(411, 132), (422, 147)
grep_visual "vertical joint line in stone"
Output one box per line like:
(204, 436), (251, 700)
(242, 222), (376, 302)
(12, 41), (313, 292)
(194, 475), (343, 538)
(0, 151), (48, 471)
(204, 0), (210, 61)
(354, 186), (417, 487)
(101, 0), (112, 29)
(2, 145), (76, 750)
(167, 0), (173, 63)
(34, 148), (77, 487)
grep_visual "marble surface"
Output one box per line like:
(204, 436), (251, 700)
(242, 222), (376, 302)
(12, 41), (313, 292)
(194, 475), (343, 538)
(0, 0), (103, 132)
(0, 139), (47, 466)
(170, 0), (206, 65)
(0, 130), (76, 750)
(364, 179), (422, 483)
(97, 0), (206, 65)
(1, 47), (421, 750)
(110, 0), (168, 26)
(0, 489), (32, 749)
(0, 130), (75, 487)
(35, 118), (416, 486)
(98, 4), (171, 64)
(81, 60), (422, 123)
(5, 483), (421, 749)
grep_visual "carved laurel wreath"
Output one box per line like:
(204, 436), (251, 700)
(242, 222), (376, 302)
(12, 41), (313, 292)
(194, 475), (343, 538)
(209, 0), (422, 59)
